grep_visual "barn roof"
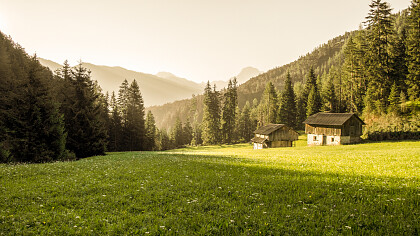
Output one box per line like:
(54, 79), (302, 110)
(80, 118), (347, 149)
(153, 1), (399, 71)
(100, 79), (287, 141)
(303, 112), (365, 126)
(253, 124), (286, 135)
(250, 136), (267, 144)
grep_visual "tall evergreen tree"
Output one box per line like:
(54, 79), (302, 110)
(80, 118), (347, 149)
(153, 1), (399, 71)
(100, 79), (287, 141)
(183, 119), (193, 146)
(306, 86), (322, 117)
(108, 92), (122, 152)
(14, 57), (67, 162)
(238, 101), (253, 142)
(389, 11), (409, 93)
(145, 110), (157, 150)
(278, 72), (297, 128)
(63, 63), (108, 158)
(387, 82), (400, 114)
(304, 67), (321, 116)
(202, 82), (221, 145)
(261, 82), (278, 125)
(126, 80), (145, 151)
(323, 76), (338, 113)
(172, 117), (183, 147)
(406, 0), (420, 100)
(364, 0), (393, 111)
(343, 34), (367, 113)
(221, 78), (238, 143)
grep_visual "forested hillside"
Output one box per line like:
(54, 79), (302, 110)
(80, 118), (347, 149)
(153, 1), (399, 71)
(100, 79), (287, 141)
(149, 0), (420, 144)
(148, 32), (349, 130)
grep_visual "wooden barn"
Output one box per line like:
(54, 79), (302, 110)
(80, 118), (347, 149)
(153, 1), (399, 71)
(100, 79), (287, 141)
(251, 124), (299, 149)
(303, 112), (365, 146)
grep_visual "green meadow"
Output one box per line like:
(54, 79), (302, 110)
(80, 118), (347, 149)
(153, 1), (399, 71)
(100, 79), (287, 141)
(0, 138), (419, 235)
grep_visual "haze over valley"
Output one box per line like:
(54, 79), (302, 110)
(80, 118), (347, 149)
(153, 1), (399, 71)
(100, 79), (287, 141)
(39, 58), (260, 106)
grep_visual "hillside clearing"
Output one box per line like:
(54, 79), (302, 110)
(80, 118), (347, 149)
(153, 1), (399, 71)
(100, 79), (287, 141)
(1, 140), (419, 235)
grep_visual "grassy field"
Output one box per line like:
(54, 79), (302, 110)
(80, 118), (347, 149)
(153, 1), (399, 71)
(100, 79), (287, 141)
(0, 138), (419, 235)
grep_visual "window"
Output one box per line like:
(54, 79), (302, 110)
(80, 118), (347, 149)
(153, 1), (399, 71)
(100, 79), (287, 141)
(313, 136), (317, 141)
(331, 137), (335, 142)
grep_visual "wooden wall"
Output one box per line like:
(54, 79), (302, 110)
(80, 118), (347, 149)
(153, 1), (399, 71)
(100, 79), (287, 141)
(305, 124), (342, 136)
(305, 116), (363, 138)
(268, 127), (299, 141)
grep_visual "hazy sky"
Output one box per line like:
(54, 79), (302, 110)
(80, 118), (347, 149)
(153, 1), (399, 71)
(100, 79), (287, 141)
(0, 0), (412, 83)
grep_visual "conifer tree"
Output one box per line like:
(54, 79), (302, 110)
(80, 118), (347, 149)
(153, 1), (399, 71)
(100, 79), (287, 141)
(364, 0), (393, 111)
(145, 110), (157, 150)
(387, 82), (400, 114)
(108, 92), (122, 151)
(172, 117), (183, 147)
(183, 119), (193, 145)
(278, 72), (297, 128)
(406, 0), (420, 100)
(14, 57), (67, 162)
(389, 11), (409, 93)
(64, 63), (108, 158)
(126, 80), (145, 151)
(304, 67), (321, 116)
(261, 82), (278, 125)
(323, 77), (338, 113)
(306, 86), (322, 117)
(221, 78), (238, 143)
(343, 34), (367, 113)
(238, 101), (253, 141)
(202, 82), (221, 145)
(191, 122), (202, 146)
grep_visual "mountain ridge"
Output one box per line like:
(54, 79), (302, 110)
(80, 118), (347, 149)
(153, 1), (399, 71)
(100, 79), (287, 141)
(39, 58), (260, 107)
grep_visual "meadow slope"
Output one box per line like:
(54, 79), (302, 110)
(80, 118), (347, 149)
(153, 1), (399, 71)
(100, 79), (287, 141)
(0, 139), (419, 235)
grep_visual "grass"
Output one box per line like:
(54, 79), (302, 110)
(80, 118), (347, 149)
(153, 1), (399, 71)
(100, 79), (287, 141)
(0, 137), (419, 235)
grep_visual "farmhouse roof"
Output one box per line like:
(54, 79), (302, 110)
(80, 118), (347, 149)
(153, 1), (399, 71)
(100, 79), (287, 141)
(303, 112), (365, 126)
(253, 124), (286, 135)
(250, 136), (267, 144)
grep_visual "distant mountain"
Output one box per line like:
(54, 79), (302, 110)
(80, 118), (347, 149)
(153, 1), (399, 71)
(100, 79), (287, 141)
(39, 59), (203, 107)
(199, 66), (262, 89)
(233, 66), (262, 84)
(155, 72), (201, 91)
(40, 58), (261, 107)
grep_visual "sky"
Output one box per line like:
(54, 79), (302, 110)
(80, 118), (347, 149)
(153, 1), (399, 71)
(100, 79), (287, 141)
(0, 0), (412, 83)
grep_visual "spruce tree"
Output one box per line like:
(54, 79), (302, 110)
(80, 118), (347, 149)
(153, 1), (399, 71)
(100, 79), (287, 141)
(14, 57), (67, 162)
(406, 0), (420, 100)
(108, 92), (122, 151)
(387, 82), (400, 114)
(305, 67), (321, 117)
(221, 78), (238, 143)
(172, 117), (183, 147)
(202, 82), (221, 145)
(64, 63), (108, 158)
(278, 72), (297, 128)
(183, 119), (193, 146)
(343, 34), (367, 113)
(238, 101), (253, 142)
(323, 77), (338, 113)
(145, 110), (157, 150)
(306, 86), (321, 117)
(364, 0), (393, 111)
(389, 11), (409, 93)
(126, 80), (146, 151)
(261, 82), (278, 125)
